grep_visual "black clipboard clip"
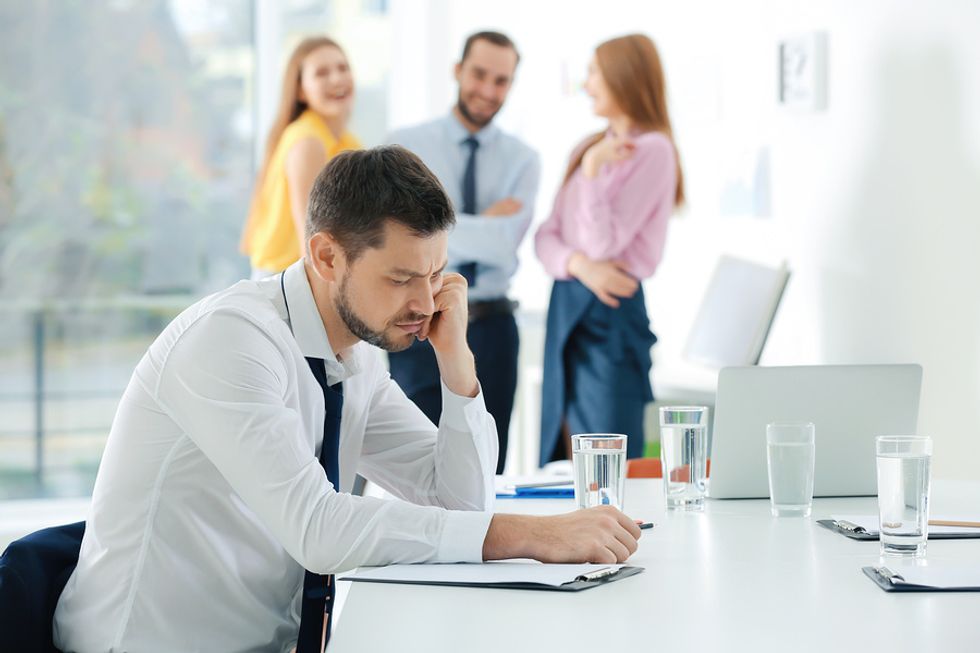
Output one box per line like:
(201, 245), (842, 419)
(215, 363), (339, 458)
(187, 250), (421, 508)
(575, 567), (620, 582)
(871, 566), (902, 584)
(816, 519), (878, 540)
(835, 519), (869, 534)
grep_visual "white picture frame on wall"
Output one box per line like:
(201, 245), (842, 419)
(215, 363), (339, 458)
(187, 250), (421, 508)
(778, 31), (828, 111)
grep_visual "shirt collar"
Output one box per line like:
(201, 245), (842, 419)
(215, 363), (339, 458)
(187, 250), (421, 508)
(444, 110), (499, 147)
(280, 259), (360, 383)
(606, 126), (646, 139)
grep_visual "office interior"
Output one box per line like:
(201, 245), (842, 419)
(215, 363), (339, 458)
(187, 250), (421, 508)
(1, 0), (979, 548)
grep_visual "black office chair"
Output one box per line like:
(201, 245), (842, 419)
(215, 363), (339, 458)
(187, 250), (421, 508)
(0, 521), (85, 653)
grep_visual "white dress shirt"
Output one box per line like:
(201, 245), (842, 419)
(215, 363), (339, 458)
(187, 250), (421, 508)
(388, 113), (540, 300)
(53, 260), (497, 653)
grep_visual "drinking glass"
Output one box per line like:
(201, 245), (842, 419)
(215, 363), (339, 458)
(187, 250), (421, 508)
(766, 422), (815, 517)
(876, 435), (932, 557)
(659, 407), (709, 511)
(572, 434), (627, 511)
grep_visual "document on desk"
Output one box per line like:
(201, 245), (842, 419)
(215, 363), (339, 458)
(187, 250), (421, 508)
(494, 476), (575, 499)
(339, 561), (644, 592)
(819, 515), (980, 540)
(863, 565), (980, 592)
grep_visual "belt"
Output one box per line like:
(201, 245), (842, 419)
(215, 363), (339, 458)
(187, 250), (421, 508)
(468, 298), (517, 323)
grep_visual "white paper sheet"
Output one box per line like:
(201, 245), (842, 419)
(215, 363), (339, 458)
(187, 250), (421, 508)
(889, 566), (980, 588)
(341, 561), (626, 588)
(831, 514), (980, 535)
(493, 476), (573, 496)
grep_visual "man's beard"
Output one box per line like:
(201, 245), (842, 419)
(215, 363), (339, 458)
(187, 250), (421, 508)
(334, 274), (422, 352)
(456, 93), (499, 129)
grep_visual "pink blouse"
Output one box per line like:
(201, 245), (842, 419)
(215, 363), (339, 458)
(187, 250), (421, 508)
(535, 131), (677, 281)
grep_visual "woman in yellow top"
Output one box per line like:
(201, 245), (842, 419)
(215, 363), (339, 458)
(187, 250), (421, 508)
(241, 36), (361, 278)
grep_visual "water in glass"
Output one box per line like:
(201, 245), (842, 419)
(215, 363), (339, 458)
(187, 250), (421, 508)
(767, 441), (815, 516)
(660, 423), (707, 510)
(573, 449), (626, 510)
(877, 452), (931, 556)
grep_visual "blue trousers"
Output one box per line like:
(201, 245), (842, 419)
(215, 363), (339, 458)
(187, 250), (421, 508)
(388, 312), (518, 474)
(540, 279), (655, 466)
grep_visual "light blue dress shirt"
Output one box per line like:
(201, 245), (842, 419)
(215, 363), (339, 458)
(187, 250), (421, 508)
(388, 113), (540, 301)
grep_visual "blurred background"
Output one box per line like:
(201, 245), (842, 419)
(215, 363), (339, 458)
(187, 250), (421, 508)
(1, 0), (978, 509)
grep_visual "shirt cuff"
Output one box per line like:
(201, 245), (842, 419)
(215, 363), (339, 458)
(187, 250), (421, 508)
(547, 242), (577, 281)
(439, 380), (489, 433)
(435, 509), (493, 562)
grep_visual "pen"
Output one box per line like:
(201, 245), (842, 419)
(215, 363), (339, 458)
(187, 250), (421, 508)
(638, 522), (654, 530)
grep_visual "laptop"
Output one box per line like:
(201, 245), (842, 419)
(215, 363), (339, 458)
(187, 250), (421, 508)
(708, 364), (922, 499)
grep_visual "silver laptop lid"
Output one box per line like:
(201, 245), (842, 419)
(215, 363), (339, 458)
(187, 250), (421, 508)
(708, 364), (922, 499)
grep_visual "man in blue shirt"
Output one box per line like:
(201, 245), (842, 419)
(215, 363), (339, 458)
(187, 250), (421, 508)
(387, 31), (540, 474)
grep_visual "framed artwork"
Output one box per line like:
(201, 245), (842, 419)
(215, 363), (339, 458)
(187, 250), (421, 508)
(778, 32), (828, 111)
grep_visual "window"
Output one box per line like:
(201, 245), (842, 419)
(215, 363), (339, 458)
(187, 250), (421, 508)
(0, 1), (256, 500)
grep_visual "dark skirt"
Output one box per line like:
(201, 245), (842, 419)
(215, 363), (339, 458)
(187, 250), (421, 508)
(539, 279), (656, 466)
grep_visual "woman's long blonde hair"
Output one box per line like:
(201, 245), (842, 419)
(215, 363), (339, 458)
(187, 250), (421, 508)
(242, 36), (345, 252)
(564, 34), (685, 206)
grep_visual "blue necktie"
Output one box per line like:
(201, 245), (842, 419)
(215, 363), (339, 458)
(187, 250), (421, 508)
(458, 136), (479, 286)
(296, 357), (343, 653)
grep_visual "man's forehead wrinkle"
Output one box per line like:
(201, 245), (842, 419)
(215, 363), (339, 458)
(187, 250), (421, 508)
(388, 259), (449, 278)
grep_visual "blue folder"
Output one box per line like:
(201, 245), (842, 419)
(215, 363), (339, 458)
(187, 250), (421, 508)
(495, 486), (575, 499)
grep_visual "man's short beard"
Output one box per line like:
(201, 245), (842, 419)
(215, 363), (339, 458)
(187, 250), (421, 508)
(335, 274), (413, 352)
(456, 94), (498, 129)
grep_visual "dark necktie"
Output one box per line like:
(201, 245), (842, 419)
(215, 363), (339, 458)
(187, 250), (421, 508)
(296, 357), (343, 653)
(458, 136), (479, 286)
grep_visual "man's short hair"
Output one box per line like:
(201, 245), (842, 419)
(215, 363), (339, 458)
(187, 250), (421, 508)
(460, 30), (520, 65)
(307, 146), (455, 261)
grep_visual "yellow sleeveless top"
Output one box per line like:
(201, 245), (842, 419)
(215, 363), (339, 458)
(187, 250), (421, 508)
(242, 110), (361, 272)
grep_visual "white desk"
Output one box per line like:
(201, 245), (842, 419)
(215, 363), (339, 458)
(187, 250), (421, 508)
(330, 479), (980, 651)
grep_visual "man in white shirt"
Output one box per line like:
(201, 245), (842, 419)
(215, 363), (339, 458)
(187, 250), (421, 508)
(53, 147), (641, 653)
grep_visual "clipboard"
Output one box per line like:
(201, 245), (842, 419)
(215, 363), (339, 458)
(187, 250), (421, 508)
(817, 518), (980, 541)
(863, 566), (980, 593)
(340, 563), (644, 592)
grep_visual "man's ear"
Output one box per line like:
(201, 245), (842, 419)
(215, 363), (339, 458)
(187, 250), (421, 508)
(308, 231), (343, 283)
(453, 62), (462, 83)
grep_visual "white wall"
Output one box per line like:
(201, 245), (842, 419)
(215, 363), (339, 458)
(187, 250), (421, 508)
(387, 0), (980, 480)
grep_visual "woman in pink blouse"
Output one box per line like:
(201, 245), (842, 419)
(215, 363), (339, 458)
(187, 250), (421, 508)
(535, 34), (685, 465)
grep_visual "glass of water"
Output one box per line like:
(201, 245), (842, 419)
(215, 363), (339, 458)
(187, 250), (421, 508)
(766, 422), (816, 517)
(571, 434), (627, 510)
(876, 435), (932, 557)
(659, 406), (708, 511)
